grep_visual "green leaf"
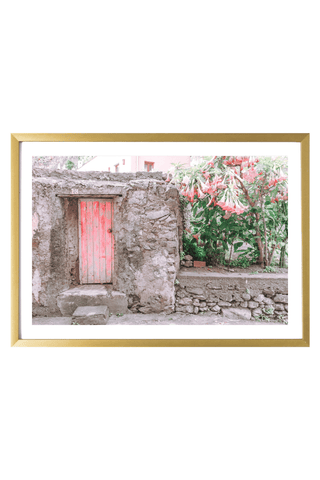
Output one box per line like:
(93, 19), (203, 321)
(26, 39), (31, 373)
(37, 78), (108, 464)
(233, 241), (244, 252)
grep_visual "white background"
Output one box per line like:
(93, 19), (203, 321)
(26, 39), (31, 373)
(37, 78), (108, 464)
(0, 1), (318, 480)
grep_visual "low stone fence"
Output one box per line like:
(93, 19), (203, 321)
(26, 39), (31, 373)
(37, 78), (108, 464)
(175, 271), (288, 322)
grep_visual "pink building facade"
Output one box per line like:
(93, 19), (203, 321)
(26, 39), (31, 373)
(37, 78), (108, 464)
(79, 156), (191, 173)
(131, 156), (191, 172)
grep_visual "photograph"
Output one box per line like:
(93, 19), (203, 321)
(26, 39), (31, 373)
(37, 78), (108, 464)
(32, 154), (288, 327)
(2, 3), (317, 479)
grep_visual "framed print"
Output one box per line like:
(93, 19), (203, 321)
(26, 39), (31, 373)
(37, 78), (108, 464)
(11, 133), (309, 347)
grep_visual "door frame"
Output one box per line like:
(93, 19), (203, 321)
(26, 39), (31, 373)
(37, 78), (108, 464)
(78, 197), (114, 284)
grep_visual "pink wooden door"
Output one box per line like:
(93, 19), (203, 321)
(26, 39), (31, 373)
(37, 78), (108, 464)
(79, 198), (113, 284)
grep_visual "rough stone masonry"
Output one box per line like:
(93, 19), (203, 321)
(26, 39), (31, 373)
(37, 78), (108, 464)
(32, 168), (183, 316)
(175, 271), (288, 322)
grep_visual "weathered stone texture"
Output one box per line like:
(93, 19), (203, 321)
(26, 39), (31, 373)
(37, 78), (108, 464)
(72, 305), (109, 325)
(273, 294), (288, 303)
(174, 271), (288, 321)
(33, 169), (183, 316)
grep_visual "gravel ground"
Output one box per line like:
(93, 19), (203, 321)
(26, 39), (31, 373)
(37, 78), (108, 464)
(33, 312), (284, 326)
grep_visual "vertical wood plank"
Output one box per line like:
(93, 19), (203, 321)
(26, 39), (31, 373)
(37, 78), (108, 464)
(80, 201), (88, 283)
(105, 201), (112, 283)
(99, 201), (106, 283)
(93, 201), (100, 283)
(86, 201), (94, 283)
(111, 201), (114, 282)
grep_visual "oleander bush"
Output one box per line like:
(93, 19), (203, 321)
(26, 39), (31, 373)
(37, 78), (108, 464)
(167, 156), (288, 268)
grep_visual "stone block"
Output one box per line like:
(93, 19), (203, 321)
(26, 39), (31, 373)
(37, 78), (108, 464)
(218, 292), (233, 302)
(184, 255), (193, 261)
(175, 306), (185, 313)
(206, 282), (222, 290)
(185, 287), (204, 295)
(207, 296), (219, 303)
(194, 306), (199, 314)
(185, 305), (194, 313)
(273, 294), (288, 303)
(263, 297), (274, 305)
(212, 305), (221, 312)
(221, 307), (251, 321)
(252, 308), (262, 317)
(57, 286), (128, 316)
(218, 301), (232, 307)
(248, 301), (259, 309)
(263, 288), (275, 297)
(72, 305), (109, 325)
(232, 293), (243, 302)
(178, 297), (193, 305)
(192, 295), (207, 301)
(176, 290), (187, 298)
(240, 301), (248, 308)
(253, 294), (265, 303)
(57, 285), (109, 316)
(274, 304), (285, 311)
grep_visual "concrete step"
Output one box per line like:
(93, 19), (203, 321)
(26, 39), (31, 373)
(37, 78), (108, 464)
(57, 285), (127, 316)
(72, 305), (109, 325)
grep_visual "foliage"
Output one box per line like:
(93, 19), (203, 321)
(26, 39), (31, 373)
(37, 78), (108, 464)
(254, 313), (271, 322)
(263, 306), (275, 315)
(168, 156), (288, 267)
(220, 256), (252, 269)
(263, 266), (277, 273)
(65, 159), (75, 170)
(182, 232), (207, 261)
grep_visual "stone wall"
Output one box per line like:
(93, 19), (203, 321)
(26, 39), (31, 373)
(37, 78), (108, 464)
(32, 168), (183, 316)
(175, 271), (288, 322)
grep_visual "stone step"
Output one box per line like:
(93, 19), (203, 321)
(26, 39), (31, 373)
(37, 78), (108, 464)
(57, 285), (127, 316)
(72, 305), (109, 325)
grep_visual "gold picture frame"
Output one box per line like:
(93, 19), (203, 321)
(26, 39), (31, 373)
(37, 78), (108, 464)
(11, 133), (310, 347)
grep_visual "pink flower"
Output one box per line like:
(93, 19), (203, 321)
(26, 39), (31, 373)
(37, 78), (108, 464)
(197, 185), (206, 199)
(243, 166), (258, 183)
(188, 184), (195, 202)
(182, 175), (190, 185)
(234, 199), (248, 215)
(200, 179), (210, 193)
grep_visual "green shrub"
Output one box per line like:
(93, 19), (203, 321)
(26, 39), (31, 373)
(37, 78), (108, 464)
(182, 233), (206, 261)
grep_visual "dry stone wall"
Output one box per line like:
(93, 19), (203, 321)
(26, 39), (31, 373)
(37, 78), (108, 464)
(175, 272), (288, 322)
